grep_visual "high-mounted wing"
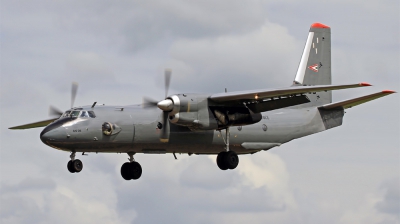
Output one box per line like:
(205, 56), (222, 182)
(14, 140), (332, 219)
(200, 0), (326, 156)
(319, 90), (396, 110)
(9, 118), (57, 130)
(209, 83), (371, 102)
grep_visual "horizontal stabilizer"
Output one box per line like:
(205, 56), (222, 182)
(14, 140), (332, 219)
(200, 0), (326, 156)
(9, 118), (58, 130)
(210, 83), (371, 102)
(319, 90), (396, 110)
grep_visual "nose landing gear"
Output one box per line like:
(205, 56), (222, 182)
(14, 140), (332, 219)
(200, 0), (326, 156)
(120, 152), (142, 180)
(67, 152), (83, 173)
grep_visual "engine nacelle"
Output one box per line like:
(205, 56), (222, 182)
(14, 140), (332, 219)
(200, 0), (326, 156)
(167, 94), (218, 130)
(165, 94), (261, 130)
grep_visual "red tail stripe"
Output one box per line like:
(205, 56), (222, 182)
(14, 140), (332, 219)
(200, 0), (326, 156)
(311, 23), (330, 28)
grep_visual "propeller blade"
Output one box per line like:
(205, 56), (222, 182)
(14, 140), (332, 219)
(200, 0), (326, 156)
(71, 82), (79, 108)
(160, 111), (169, 143)
(142, 97), (158, 108)
(49, 105), (63, 117)
(165, 69), (171, 98)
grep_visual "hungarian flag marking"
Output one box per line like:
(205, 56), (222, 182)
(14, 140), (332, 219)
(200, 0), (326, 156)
(308, 64), (319, 72)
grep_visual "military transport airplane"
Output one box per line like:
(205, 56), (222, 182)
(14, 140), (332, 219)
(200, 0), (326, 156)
(9, 23), (396, 181)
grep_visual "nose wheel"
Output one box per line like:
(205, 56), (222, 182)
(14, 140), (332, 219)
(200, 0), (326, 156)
(120, 152), (142, 180)
(67, 152), (83, 173)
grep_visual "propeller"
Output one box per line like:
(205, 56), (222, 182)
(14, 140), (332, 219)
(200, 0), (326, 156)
(161, 69), (172, 142)
(49, 105), (63, 117)
(142, 97), (158, 108)
(9, 82), (80, 130)
(164, 69), (171, 98)
(71, 82), (79, 108)
(49, 82), (79, 117)
(142, 69), (172, 142)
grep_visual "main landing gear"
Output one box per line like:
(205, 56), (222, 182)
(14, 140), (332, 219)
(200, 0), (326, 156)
(67, 152), (83, 173)
(120, 152), (142, 180)
(216, 127), (239, 170)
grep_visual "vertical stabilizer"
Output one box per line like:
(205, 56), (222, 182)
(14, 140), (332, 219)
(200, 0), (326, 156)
(293, 23), (332, 106)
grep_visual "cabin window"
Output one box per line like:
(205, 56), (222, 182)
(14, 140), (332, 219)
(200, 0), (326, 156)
(88, 111), (96, 118)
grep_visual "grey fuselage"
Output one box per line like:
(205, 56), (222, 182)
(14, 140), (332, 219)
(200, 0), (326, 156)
(40, 103), (339, 155)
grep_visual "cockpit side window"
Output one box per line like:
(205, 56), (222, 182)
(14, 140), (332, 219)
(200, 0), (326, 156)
(70, 111), (81, 118)
(88, 111), (96, 118)
(80, 111), (90, 118)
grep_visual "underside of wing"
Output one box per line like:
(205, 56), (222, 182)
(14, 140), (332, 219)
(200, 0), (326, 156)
(319, 90), (396, 110)
(209, 83), (371, 102)
(9, 118), (58, 130)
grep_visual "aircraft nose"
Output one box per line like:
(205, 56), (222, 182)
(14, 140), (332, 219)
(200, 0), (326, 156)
(40, 128), (55, 145)
(40, 123), (65, 146)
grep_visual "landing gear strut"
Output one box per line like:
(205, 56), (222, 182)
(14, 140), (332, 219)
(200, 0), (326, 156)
(217, 127), (239, 170)
(120, 152), (142, 180)
(67, 151), (83, 173)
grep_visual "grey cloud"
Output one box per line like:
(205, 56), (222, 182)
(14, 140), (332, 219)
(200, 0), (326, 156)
(179, 157), (236, 190)
(167, 22), (299, 93)
(4, 0), (268, 52)
(375, 178), (400, 218)
(1, 177), (56, 194)
(116, 158), (285, 224)
(65, 52), (115, 84)
(0, 196), (44, 224)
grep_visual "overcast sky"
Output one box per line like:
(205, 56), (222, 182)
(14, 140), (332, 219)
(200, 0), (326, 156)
(1, 1), (399, 223)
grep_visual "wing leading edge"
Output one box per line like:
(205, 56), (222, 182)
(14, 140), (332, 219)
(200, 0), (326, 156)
(209, 83), (371, 102)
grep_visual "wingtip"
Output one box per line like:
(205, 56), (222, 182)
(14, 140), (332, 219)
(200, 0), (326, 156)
(382, 90), (396, 94)
(360, 82), (372, 86)
(311, 23), (330, 28)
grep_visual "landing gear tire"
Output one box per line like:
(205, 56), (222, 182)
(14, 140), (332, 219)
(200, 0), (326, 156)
(217, 151), (239, 170)
(224, 151), (239, 169)
(67, 159), (83, 173)
(67, 160), (75, 173)
(121, 162), (142, 180)
(216, 152), (228, 170)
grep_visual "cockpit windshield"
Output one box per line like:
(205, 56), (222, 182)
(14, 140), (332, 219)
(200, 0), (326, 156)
(61, 110), (96, 119)
(70, 111), (80, 118)
(62, 110), (72, 117)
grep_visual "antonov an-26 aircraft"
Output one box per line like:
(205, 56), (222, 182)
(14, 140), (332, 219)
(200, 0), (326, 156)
(10, 23), (396, 181)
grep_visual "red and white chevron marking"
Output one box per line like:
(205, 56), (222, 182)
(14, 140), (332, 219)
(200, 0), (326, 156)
(308, 64), (319, 72)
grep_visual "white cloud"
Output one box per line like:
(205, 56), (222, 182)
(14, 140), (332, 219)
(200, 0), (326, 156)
(168, 22), (299, 93)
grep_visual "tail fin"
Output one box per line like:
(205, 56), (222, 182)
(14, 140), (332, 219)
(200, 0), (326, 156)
(293, 23), (332, 106)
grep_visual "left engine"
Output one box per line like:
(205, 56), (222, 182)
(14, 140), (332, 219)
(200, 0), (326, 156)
(157, 94), (261, 130)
